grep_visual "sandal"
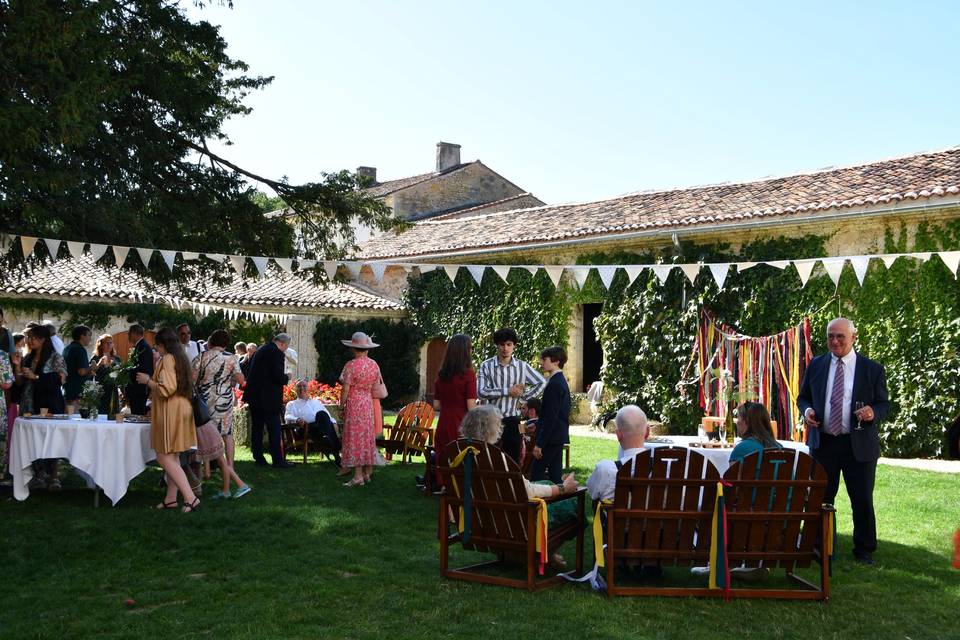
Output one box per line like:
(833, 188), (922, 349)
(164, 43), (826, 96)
(155, 500), (179, 510)
(343, 478), (365, 487)
(182, 498), (201, 513)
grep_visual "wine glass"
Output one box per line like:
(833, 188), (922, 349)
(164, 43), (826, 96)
(854, 401), (865, 430)
(718, 422), (727, 444)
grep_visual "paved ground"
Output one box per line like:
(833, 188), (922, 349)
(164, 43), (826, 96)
(569, 424), (960, 473)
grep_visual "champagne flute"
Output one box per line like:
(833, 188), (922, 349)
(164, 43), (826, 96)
(854, 401), (865, 430)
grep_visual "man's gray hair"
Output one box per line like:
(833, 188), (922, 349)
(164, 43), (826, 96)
(615, 405), (648, 435)
(827, 317), (857, 335)
(273, 333), (292, 345)
(459, 405), (503, 444)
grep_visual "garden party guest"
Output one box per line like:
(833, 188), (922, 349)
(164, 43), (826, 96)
(240, 342), (257, 378)
(45, 322), (65, 355)
(93, 334), (121, 414)
(125, 324), (155, 415)
(530, 346), (571, 484)
(0, 307), (14, 354)
(242, 334), (293, 468)
(62, 325), (93, 411)
(0, 350), (14, 476)
(284, 379), (341, 468)
(136, 327), (200, 512)
(585, 405), (649, 503)
(729, 402), (781, 466)
(431, 334), (477, 490)
(338, 332), (382, 487)
(15, 324), (67, 490)
(797, 317), (889, 565)
(234, 341), (247, 359)
(177, 323), (202, 363)
(193, 329), (251, 499)
(477, 327), (545, 464)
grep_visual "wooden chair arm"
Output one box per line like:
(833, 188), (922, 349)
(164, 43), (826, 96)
(538, 486), (587, 505)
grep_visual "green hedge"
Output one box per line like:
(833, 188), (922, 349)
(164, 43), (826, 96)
(312, 317), (422, 407)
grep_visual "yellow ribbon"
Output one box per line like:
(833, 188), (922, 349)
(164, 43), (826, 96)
(825, 510), (835, 557)
(446, 446), (481, 536)
(593, 500), (612, 568)
(530, 497), (549, 575)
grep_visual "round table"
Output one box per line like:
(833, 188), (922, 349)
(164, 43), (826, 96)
(642, 435), (809, 475)
(10, 415), (155, 506)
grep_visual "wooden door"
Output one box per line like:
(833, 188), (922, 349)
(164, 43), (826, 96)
(112, 330), (156, 360)
(424, 337), (447, 400)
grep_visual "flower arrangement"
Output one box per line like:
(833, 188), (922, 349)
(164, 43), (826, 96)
(107, 348), (140, 388)
(282, 380), (342, 405)
(79, 380), (103, 418)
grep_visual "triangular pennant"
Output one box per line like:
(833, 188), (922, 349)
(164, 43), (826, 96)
(43, 238), (61, 260)
(345, 261), (363, 280)
(937, 251), (960, 276)
(136, 247), (153, 268)
(159, 250), (177, 272)
(299, 259), (316, 270)
(89, 243), (108, 262)
(181, 251), (200, 261)
(736, 261), (757, 271)
(229, 255), (246, 275)
(251, 256), (269, 277)
(205, 253), (226, 263)
(370, 262), (388, 283)
(880, 254), (899, 269)
(442, 265), (459, 282)
(0, 234), (11, 253)
(624, 265), (645, 285)
(651, 264), (673, 284)
(466, 265), (486, 285)
(767, 260), (789, 270)
(524, 266), (538, 275)
(20, 236), (38, 258)
(66, 241), (85, 259)
(909, 252), (932, 263)
(822, 258), (846, 287)
(680, 263), (700, 284)
(274, 258), (294, 273)
(112, 245), (130, 266)
(596, 266), (618, 290)
(850, 256), (870, 286)
(492, 265), (511, 282)
(570, 266), (591, 289)
(708, 263), (730, 290)
(323, 261), (338, 280)
(792, 260), (816, 287)
(544, 266), (564, 288)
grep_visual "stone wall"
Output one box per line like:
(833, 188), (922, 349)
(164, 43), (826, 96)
(386, 162), (527, 221)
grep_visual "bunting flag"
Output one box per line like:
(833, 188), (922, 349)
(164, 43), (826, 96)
(938, 251), (960, 276)
(159, 250), (177, 272)
(708, 263), (729, 290)
(344, 261), (363, 280)
(624, 265), (645, 285)
(880, 254), (899, 269)
(793, 259), (816, 287)
(570, 266), (591, 289)
(205, 253), (226, 263)
(822, 258), (845, 286)
(323, 261), (338, 280)
(228, 255), (245, 275)
(736, 261), (757, 271)
(492, 265), (511, 282)
(767, 260), (789, 270)
(19, 236), (38, 258)
(274, 257), (294, 273)
(850, 256), (870, 285)
(181, 251), (200, 261)
(651, 264), (673, 284)
(369, 262), (388, 283)
(523, 265), (538, 276)
(251, 256), (269, 277)
(43, 238), (61, 260)
(544, 266), (564, 288)
(681, 263), (700, 284)
(66, 241), (85, 259)
(597, 266), (617, 289)
(443, 265), (459, 282)
(89, 243), (109, 262)
(466, 265), (486, 285)
(299, 259), (317, 270)
(136, 247), (153, 268)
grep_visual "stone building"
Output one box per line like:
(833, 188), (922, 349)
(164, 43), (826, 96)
(355, 146), (960, 396)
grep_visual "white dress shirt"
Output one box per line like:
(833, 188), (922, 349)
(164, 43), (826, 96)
(184, 340), (200, 363)
(51, 335), (65, 355)
(822, 349), (857, 434)
(284, 397), (336, 426)
(586, 447), (646, 502)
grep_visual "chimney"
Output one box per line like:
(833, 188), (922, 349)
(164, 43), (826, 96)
(435, 142), (461, 173)
(356, 166), (377, 184)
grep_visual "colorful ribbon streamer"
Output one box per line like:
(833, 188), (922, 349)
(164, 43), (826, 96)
(708, 481), (731, 600)
(448, 446), (481, 543)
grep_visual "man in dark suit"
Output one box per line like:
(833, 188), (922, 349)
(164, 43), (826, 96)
(242, 333), (294, 468)
(125, 324), (154, 415)
(797, 317), (889, 565)
(531, 346), (571, 484)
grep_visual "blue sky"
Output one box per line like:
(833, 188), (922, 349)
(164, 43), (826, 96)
(189, 1), (960, 204)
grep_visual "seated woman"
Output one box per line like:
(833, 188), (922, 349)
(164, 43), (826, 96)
(730, 401), (782, 465)
(458, 405), (578, 569)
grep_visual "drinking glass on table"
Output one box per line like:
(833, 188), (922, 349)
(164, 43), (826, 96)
(718, 422), (727, 443)
(854, 401), (865, 430)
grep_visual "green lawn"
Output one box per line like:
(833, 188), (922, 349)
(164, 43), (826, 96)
(2, 436), (957, 639)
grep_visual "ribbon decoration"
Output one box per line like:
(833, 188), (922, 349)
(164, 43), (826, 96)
(530, 497), (549, 575)
(708, 480), (732, 600)
(593, 500), (611, 568)
(825, 508), (836, 576)
(446, 446), (481, 543)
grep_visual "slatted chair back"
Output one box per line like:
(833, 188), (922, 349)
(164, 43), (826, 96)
(399, 402), (435, 462)
(722, 449), (828, 572)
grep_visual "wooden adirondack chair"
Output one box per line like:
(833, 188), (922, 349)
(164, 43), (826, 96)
(377, 401), (434, 462)
(721, 449), (832, 601)
(604, 446), (721, 597)
(437, 439), (586, 591)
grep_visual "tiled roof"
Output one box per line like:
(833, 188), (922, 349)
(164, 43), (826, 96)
(362, 162), (473, 198)
(2, 255), (404, 312)
(357, 147), (960, 259)
(425, 193), (546, 221)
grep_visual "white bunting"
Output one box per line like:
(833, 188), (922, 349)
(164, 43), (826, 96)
(66, 241), (85, 259)
(20, 236), (38, 257)
(524, 266), (538, 275)
(443, 265), (459, 282)
(570, 266), (591, 289)
(793, 260), (817, 287)
(299, 259), (316, 270)
(880, 254), (899, 269)
(89, 243), (108, 262)
(625, 265), (645, 285)
(938, 251), (960, 276)
(112, 245), (130, 266)
(767, 260), (789, 270)
(680, 263), (700, 284)
(205, 253), (226, 263)
(709, 263), (730, 290)
(229, 255), (246, 275)
(322, 261), (338, 280)
(651, 264), (673, 284)
(544, 266), (564, 288)
(274, 258), (293, 273)
(136, 247), (153, 268)
(181, 251), (200, 261)
(850, 256), (870, 285)
(597, 266), (618, 289)
(736, 262), (757, 271)
(370, 262), (388, 283)
(43, 238), (61, 260)
(492, 265), (511, 282)
(467, 265), (486, 285)
(345, 261), (363, 280)
(159, 250), (177, 272)
(822, 257), (846, 286)
(251, 256), (269, 277)
(909, 252), (932, 262)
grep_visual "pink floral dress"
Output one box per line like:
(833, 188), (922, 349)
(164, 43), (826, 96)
(339, 356), (380, 467)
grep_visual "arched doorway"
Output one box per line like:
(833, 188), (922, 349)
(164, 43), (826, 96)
(424, 337), (447, 400)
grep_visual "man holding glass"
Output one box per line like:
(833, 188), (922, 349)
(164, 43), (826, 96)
(797, 317), (889, 565)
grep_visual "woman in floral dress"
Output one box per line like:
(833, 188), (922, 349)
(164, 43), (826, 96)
(0, 351), (15, 476)
(338, 332), (382, 487)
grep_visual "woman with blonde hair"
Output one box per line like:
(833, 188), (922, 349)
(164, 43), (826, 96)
(93, 334), (121, 415)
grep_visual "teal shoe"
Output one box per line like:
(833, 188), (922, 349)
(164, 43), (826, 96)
(210, 491), (231, 500)
(233, 485), (252, 499)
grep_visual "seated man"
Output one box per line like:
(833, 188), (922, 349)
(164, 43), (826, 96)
(283, 379), (341, 467)
(586, 404), (649, 503)
(522, 397), (540, 434)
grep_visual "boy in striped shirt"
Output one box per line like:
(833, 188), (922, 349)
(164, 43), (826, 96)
(477, 327), (545, 463)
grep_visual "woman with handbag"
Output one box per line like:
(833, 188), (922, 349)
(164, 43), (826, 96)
(136, 327), (199, 512)
(338, 332), (384, 487)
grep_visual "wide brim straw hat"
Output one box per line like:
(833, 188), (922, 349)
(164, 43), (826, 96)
(340, 331), (379, 349)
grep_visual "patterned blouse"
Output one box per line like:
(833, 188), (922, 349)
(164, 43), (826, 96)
(192, 348), (242, 432)
(0, 351), (14, 430)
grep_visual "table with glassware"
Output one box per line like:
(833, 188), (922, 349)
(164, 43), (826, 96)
(9, 414), (155, 506)
(642, 435), (809, 475)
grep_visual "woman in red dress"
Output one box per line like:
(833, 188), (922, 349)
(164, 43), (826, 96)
(432, 334), (477, 489)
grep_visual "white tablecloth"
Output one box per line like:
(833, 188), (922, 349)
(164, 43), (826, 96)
(11, 416), (156, 506)
(643, 435), (809, 475)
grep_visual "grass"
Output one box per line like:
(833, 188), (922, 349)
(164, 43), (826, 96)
(2, 435), (957, 639)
